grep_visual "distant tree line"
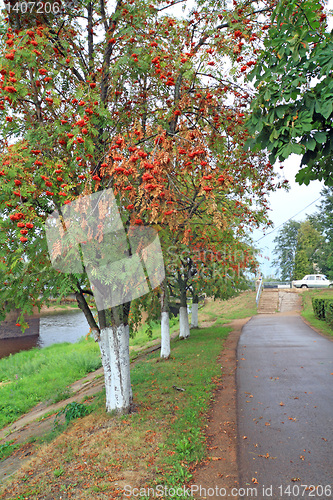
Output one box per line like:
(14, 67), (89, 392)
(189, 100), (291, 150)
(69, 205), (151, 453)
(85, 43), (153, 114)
(273, 187), (333, 280)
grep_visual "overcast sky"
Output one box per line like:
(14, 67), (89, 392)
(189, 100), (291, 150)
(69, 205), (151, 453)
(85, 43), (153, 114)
(252, 157), (324, 277)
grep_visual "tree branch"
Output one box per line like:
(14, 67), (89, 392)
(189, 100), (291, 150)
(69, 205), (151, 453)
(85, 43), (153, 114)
(75, 283), (100, 339)
(87, 2), (94, 75)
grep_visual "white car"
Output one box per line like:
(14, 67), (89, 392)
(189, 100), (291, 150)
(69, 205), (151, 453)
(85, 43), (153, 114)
(292, 274), (333, 289)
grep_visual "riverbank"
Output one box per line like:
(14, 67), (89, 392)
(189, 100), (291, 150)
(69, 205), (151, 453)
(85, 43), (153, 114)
(0, 302), (79, 341)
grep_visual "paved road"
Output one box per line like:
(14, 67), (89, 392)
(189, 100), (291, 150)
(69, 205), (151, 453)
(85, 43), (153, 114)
(237, 315), (333, 500)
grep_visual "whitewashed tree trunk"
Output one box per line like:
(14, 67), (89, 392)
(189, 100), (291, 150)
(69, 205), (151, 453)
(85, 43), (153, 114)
(179, 306), (190, 339)
(160, 278), (170, 359)
(98, 328), (112, 410)
(160, 311), (170, 359)
(191, 302), (199, 328)
(98, 324), (132, 414)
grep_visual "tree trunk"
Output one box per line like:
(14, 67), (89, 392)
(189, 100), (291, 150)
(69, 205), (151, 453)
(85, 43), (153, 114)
(191, 294), (199, 328)
(179, 285), (190, 339)
(77, 289), (132, 414)
(179, 307), (190, 338)
(161, 311), (170, 358)
(160, 279), (170, 359)
(98, 323), (132, 414)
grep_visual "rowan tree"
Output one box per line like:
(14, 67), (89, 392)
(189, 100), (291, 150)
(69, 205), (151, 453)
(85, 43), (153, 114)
(0, 0), (278, 413)
(164, 223), (258, 337)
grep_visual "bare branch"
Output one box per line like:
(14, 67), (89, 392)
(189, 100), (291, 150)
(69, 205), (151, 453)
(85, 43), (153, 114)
(100, 0), (109, 32)
(156, 0), (187, 12)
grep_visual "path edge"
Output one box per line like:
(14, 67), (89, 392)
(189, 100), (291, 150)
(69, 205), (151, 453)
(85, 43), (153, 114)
(190, 316), (252, 499)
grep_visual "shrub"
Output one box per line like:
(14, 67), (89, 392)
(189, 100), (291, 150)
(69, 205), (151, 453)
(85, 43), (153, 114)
(312, 297), (327, 320)
(311, 297), (333, 329)
(324, 301), (333, 328)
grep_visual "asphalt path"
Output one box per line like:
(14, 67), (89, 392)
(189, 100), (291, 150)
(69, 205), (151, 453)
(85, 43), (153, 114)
(237, 315), (333, 500)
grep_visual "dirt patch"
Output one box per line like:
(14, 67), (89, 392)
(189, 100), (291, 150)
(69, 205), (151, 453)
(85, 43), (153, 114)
(190, 317), (250, 500)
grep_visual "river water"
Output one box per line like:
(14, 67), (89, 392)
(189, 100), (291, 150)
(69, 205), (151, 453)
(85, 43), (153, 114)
(0, 309), (90, 359)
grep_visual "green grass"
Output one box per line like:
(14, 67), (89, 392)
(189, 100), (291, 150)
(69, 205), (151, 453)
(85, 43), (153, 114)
(0, 294), (251, 432)
(129, 315), (179, 348)
(300, 288), (333, 337)
(139, 325), (231, 486)
(0, 316), (181, 431)
(0, 324), (231, 499)
(198, 291), (257, 325)
(0, 440), (20, 461)
(0, 338), (102, 430)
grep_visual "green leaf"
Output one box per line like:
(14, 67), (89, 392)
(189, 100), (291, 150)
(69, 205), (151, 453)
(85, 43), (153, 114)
(264, 89), (271, 101)
(256, 119), (264, 133)
(269, 128), (280, 141)
(290, 143), (304, 155)
(315, 100), (333, 120)
(306, 137), (317, 151)
(314, 131), (327, 144)
(276, 106), (286, 119)
(298, 109), (313, 123)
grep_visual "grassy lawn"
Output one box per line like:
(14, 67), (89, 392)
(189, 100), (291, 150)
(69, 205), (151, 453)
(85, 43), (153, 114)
(199, 290), (257, 324)
(300, 288), (333, 337)
(0, 338), (102, 430)
(0, 292), (256, 432)
(0, 324), (232, 499)
(0, 291), (257, 498)
(0, 316), (181, 431)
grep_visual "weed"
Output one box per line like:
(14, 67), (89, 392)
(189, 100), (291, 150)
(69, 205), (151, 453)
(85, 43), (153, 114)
(176, 436), (196, 458)
(54, 401), (90, 427)
(168, 461), (193, 485)
(53, 467), (64, 477)
(52, 387), (73, 404)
